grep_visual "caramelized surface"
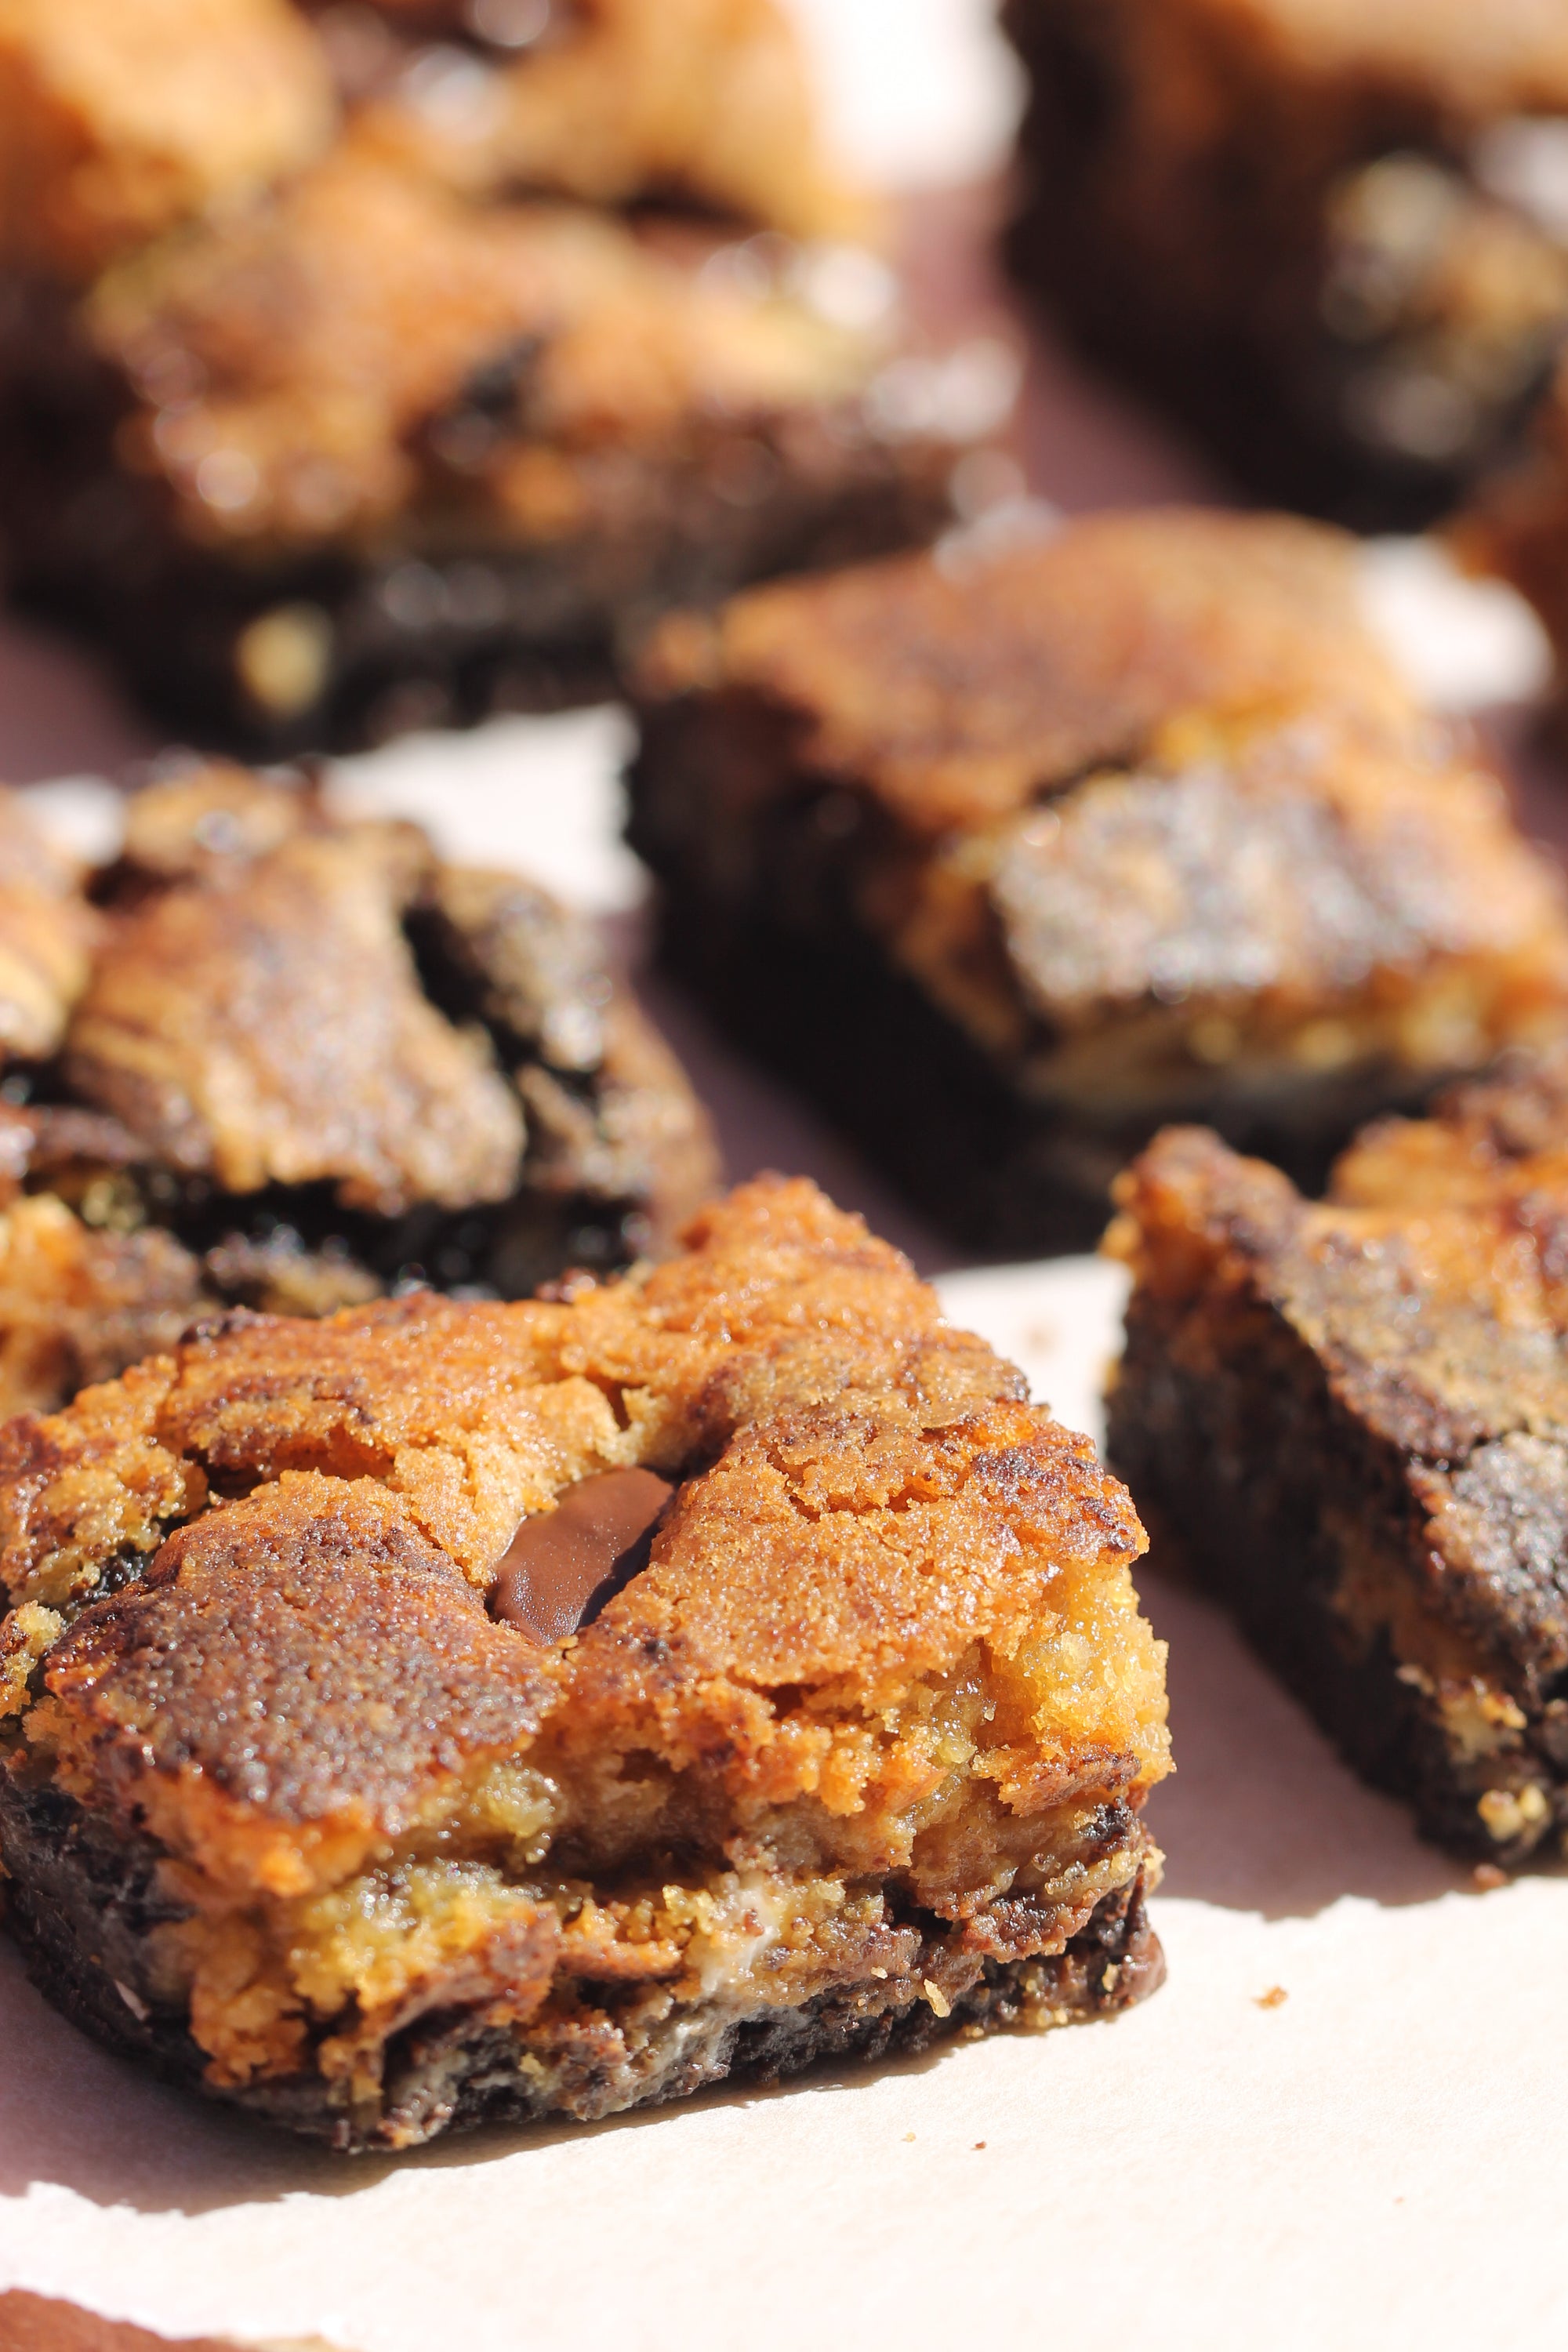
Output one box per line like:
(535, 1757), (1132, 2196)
(3, 1178), (1169, 1929)
(70, 825), (525, 1214)
(638, 510), (1417, 840)
(0, 768), (716, 1417)
(87, 152), (887, 557)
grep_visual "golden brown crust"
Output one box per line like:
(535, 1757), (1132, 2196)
(86, 152), (891, 561)
(0, 1179), (1169, 2138)
(637, 509), (1417, 839)
(68, 824), (526, 1215)
(0, 0), (336, 278)
(342, 0), (868, 242)
(2, 1177), (1167, 1849)
(38, 1473), (555, 1883)
(0, 768), (716, 1418)
(0, 786), (99, 1065)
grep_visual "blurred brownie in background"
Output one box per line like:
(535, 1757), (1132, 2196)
(0, 0), (1002, 750)
(1003, 0), (1568, 528)
(307, 0), (869, 241)
(0, 767), (716, 1417)
(1109, 1050), (1568, 1865)
(629, 506), (1568, 1253)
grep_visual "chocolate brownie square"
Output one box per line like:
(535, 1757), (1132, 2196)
(629, 506), (1568, 1253)
(1108, 1050), (1568, 1865)
(0, 764), (717, 1417)
(0, 1174), (1171, 2149)
(1003, 0), (1568, 525)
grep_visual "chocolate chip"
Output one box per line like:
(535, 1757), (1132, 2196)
(488, 1467), (673, 1643)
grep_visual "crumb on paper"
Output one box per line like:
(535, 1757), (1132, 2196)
(973, 2140), (987, 2151)
(1472, 1862), (1508, 1891)
(924, 1978), (952, 2018)
(903, 2132), (916, 2143)
(1254, 1986), (1288, 2009)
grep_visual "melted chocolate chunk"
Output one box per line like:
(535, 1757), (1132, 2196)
(489, 1467), (674, 1642)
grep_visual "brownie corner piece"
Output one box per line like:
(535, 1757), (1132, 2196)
(1106, 1054), (1568, 1865)
(1001, 0), (1568, 524)
(0, 764), (717, 1417)
(628, 503), (1568, 1254)
(0, 1174), (1170, 2149)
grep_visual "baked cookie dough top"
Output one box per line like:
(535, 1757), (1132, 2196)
(637, 509), (1419, 838)
(0, 1176), (1170, 1908)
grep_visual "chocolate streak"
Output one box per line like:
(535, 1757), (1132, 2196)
(488, 1467), (674, 1643)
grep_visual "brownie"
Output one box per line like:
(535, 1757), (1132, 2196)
(0, 1174), (1171, 2150)
(0, 766), (717, 1417)
(0, 2), (980, 751)
(1105, 1048), (1568, 1864)
(1003, 0), (1568, 527)
(629, 506), (1568, 1254)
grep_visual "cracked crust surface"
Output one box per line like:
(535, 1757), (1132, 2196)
(0, 1176), (1170, 2146)
(1107, 1052), (1568, 1862)
(0, 767), (717, 1417)
(637, 508), (1416, 840)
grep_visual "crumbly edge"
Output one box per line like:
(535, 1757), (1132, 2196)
(1106, 1269), (1564, 1863)
(0, 1759), (1163, 2151)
